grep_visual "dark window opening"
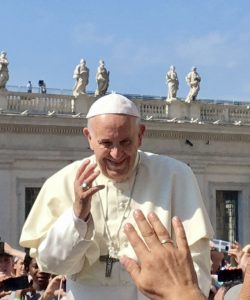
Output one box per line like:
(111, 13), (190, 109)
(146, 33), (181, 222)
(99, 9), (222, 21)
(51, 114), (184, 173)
(216, 190), (238, 242)
(25, 187), (40, 219)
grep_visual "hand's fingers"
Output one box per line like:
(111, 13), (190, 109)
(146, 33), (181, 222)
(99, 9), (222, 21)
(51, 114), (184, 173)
(120, 255), (141, 283)
(147, 212), (172, 246)
(81, 184), (105, 198)
(172, 216), (189, 251)
(79, 162), (98, 184)
(123, 222), (149, 258)
(79, 169), (101, 191)
(75, 160), (91, 180)
(133, 209), (159, 248)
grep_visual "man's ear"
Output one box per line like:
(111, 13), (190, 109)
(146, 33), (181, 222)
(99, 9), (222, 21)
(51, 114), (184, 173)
(83, 128), (94, 150)
(138, 124), (145, 147)
(82, 127), (90, 138)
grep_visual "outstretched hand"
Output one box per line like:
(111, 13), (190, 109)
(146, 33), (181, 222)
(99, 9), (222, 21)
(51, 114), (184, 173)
(74, 160), (104, 221)
(120, 209), (206, 300)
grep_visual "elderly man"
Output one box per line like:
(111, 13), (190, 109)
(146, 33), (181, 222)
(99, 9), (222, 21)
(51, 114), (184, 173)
(20, 93), (214, 300)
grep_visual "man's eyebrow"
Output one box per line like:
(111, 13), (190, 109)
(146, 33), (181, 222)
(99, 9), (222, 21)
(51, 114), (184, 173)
(97, 139), (111, 143)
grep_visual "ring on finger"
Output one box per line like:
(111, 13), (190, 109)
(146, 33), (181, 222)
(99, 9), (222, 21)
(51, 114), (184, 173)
(81, 182), (90, 191)
(160, 239), (173, 245)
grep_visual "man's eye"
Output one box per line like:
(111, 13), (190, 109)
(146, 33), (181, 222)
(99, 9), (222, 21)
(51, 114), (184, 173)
(121, 140), (131, 146)
(100, 141), (112, 148)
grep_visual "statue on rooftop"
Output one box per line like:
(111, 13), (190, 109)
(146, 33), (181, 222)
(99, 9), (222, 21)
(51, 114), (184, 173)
(95, 59), (109, 97)
(0, 51), (9, 90)
(185, 66), (201, 103)
(72, 59), (89, 97)
(166, 65), (179, 101)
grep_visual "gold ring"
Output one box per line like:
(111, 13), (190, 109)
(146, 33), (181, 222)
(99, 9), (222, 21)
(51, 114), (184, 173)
(81, 182), (90, 191)
(160, 239), (173, 245)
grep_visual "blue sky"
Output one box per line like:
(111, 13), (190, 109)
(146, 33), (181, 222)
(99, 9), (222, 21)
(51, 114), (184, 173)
(2, 0), (250, 101)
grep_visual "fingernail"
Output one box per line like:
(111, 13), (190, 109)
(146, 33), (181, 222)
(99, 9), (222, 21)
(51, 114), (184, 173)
(124, 223), (133, 231)
(148, 212), (157, 220)
(133, 209), (142, 218)
(172, 216), (180, 222)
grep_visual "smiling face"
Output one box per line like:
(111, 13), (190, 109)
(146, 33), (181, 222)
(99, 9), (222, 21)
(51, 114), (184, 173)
(83, 114), (145, 181)
(29, 258), (50, 290)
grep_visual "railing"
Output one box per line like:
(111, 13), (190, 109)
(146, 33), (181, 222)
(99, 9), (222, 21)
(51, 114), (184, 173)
(4, 91), (74, 114)
(1, 88), (250, 125)
(200, 103), (250, 124)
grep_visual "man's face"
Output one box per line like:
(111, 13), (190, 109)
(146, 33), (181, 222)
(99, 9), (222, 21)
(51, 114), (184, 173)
(83, 114), (145, 181)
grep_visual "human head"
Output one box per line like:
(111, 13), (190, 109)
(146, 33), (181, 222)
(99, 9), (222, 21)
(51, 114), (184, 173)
(83, 93), (145, 181)
(191, 66), (197, 72)
(0, 253), (14, 276)
(170, 65), (175, 71)
(14, 257), (27, 276)
(28, 258), (51, 291)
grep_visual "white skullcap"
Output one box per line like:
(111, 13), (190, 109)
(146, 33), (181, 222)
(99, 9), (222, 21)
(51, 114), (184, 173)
(86, 93), (140, 119)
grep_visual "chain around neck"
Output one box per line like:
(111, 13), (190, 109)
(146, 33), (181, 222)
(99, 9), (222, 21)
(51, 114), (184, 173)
(96, 155), (141, 258)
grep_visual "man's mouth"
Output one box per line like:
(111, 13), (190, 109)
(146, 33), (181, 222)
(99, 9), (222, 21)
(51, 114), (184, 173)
(105, 158), (127, 170)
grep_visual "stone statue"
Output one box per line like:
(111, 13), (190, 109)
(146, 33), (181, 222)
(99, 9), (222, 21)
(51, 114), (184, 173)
(185, 67), (201, 103)
(72, 59), (89, 97)
(0, 51), (9, 90)
(166, 65), (179, 101)
(95, 60), (109, 96)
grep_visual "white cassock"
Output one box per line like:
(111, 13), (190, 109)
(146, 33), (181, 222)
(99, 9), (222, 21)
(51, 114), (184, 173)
(20, 150), (214, 299)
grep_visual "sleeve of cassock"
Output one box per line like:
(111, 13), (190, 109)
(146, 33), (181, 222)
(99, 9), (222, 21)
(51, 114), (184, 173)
(37, 208), (97, 275)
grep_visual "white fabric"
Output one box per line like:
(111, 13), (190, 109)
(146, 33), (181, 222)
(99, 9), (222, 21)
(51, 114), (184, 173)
(86, 93), (140, 118)
(224, 283), (242, 300)
(20, 150), (214, 299)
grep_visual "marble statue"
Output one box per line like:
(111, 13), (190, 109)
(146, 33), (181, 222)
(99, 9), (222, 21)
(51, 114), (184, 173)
(73, 59), (89, 97)
(185, 67), (201, 103)
(95, 60), (109, 96)
(166, 65), (179, 101)
(0, 51), (9, 90)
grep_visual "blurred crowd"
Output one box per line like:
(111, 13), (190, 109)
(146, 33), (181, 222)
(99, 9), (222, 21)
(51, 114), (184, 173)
(1, 237), (250, 300)
(0, 241), (66, 300)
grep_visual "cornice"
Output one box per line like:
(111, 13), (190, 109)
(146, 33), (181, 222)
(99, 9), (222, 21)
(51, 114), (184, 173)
(0, 123), (82, 135)
(0, 120), (250, 143)
(145, 129), (250, 143)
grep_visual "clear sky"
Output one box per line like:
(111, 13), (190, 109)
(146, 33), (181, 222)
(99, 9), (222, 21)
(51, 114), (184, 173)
(2, 0), (250, 101)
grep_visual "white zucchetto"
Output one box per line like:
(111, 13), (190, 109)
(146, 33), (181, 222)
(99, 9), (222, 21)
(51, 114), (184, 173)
(86, 93), (140, 118)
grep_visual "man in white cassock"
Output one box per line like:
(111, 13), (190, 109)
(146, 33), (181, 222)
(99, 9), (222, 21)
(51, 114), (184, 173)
(20, 93), (214, 300)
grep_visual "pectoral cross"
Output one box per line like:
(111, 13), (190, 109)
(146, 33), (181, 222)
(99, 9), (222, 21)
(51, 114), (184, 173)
(99, 255), (119, 277)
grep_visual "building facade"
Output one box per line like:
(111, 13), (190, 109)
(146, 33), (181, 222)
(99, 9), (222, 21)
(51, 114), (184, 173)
(0, 90), (250, 248)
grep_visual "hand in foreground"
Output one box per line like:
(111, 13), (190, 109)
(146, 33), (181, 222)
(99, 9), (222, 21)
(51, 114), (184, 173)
(74, 160), (104, 220)
(3, 242), (26, 260)
(228, 241), (243, 264)
(41, 275), (67, 300)
(213, 287), (226, 300)
(237, 262), (250, 300)
(120, 209), (206, 300)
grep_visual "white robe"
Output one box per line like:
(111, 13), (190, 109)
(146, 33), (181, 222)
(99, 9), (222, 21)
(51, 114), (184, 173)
(20, 151), (214, 299)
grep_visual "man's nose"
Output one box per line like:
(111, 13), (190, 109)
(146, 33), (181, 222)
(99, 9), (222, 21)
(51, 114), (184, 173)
(110, 146), (123, 159)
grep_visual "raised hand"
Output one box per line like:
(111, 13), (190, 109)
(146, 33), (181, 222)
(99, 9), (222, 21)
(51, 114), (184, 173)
(120, 209), (206, 300)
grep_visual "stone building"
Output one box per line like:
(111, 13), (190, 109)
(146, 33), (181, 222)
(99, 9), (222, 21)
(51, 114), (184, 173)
(0, 89), (250, 249)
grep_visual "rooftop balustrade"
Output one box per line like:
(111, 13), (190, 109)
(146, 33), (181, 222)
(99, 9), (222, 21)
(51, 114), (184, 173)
(0, 86), (250, 125)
